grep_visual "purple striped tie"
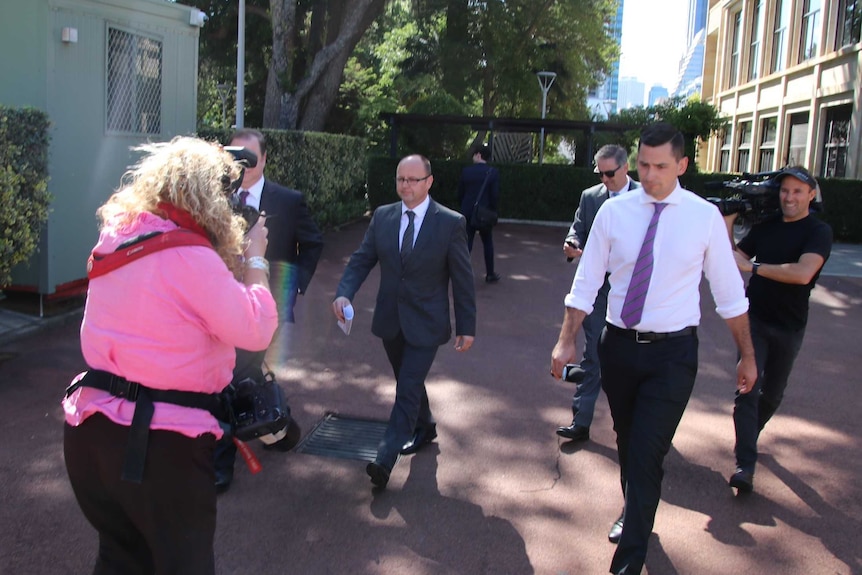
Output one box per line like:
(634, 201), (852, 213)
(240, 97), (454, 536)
(620, 202), (668, 328)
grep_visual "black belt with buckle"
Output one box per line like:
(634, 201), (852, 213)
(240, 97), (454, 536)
(606, 323), (697, 343)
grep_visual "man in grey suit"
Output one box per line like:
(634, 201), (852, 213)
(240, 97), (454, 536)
(557, 144), (640, 443)
(332, 154), (477, 488)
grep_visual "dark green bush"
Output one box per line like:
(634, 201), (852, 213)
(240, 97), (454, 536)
(0, 106), (51, 287)
(368, 157), (862, 242)
(198, 128), (368, 230)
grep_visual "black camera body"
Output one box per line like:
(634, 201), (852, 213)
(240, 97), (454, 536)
(705, 171), (783, 225)
(224, 372), (301, 450)
(706, 169), (824, 227)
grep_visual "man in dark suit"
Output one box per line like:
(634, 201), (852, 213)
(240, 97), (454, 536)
(333, 154), (476, 489)
(557, 145), (640, 443)
(214, 128), (324, 492)
(458, 144), (501, 283)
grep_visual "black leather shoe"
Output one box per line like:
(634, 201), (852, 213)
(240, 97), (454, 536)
(556, 423), (590, 441)
(729, 468), (754, 493)
(608, 513), (624, 544)
(401, 424), (438, 455)
(485, 273), (501, 283)
(366, 462), (391, 488)
(214, 467), (234, 494)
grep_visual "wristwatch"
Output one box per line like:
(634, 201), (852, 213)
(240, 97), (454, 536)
(751, 262), (761, 275)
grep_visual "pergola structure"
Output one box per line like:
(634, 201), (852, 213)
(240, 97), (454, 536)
(379, 113), (637, 166)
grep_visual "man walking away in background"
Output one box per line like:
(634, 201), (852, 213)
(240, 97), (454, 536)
(458, 144), (501, 283)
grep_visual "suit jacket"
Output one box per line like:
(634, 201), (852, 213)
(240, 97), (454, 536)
(336, 199), (476, 347)
(566, 178), (641, 247)
(457, 163), (499, 216)
(259, 180), (324, 322)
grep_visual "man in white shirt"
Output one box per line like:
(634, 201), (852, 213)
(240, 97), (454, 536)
(550, 123), (757, 575)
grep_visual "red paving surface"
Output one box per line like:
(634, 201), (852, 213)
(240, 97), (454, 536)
(1, 221), (860, 575)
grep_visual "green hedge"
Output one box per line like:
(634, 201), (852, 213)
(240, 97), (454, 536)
(198, 128), (368, 230)
(0, 106), (51, 287)
(367, 157), (862, 242)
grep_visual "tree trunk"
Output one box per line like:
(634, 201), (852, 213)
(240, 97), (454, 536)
(265, 0), (386, 131)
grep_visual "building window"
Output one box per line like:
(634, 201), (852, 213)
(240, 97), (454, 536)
(821, 105), (851, 178)
(771, 0), (791, 72)
(748, 0), (765, 81)
(737, 121), (752, 172)
(719, 127), (733, 172)
(798, 0), (822, 62)
(786, 113), (809, 166)
(106, 27), (162, 134)
(758, 117), (777, 171)
(835, 0), (862, 49)
(727, 11), (742, 87)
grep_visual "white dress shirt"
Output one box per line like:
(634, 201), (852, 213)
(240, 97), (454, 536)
(565, 183), (748, 332)
(400, 195), (431, 250)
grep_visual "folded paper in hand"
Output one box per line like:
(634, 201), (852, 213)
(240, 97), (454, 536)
(338, 304), (354, 335)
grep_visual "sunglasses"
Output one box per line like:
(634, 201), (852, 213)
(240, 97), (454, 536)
(597, 165), (622, 178)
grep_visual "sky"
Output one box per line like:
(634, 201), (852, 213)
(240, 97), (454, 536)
(618, 0), (689, 91)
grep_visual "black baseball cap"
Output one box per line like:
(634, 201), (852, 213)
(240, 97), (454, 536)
(775, 166), (817, 189)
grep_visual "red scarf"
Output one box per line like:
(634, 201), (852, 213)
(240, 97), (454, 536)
(156, 202), (211, 240)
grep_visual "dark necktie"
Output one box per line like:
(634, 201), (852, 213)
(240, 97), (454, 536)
(239, 190), (250, 206)
(620, 202), (668, 328)
(400, 211), (415, 263)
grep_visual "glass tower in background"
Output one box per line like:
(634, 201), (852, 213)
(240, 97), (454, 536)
(673, 0), (708, 97)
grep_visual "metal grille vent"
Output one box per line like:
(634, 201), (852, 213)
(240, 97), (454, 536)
(106, 27), (162, 134)
(295, 413), (388, 461)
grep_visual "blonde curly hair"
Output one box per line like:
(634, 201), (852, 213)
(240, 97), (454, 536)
(97, 136), (248, 277)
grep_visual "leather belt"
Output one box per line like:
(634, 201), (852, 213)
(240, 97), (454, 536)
(606, 323), (697, 344)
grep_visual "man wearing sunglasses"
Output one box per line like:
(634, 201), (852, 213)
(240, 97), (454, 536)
(557, 145), (640, 443)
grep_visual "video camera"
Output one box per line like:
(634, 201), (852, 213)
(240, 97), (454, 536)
(705, 169), (823, 229)
(223, 371), (302, 451)
(224, 146), (261, 229)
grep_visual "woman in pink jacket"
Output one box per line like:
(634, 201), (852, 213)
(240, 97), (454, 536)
(62, 137), (278, 574)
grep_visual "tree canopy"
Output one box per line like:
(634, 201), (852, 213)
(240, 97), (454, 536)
(192, 0), (620, 147)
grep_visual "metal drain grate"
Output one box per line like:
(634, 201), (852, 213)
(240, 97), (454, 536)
(295, 413), (388, 461)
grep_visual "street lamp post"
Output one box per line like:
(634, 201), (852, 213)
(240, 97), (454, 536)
(536, 71), (557, 165)
(235, 0), (245, 128)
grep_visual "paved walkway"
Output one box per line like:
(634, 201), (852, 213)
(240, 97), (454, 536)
(1, 222), (860, 575)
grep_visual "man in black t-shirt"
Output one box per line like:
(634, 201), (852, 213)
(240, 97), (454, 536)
(724, 166), (832, 494)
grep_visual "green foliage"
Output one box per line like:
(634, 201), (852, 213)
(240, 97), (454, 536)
(185, 0), (272, 128)
(401, 93), (471, 160)
(0, 106), (52, 287)
(337, 0), (618, 147)
(608, 96), (728, 171)
(198, 128), (368, 229)
(368, 157), (862, 242)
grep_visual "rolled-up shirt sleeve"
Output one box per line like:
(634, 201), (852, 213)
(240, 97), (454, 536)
(564, 206), (609, 314)
(703, 209), (749, 319)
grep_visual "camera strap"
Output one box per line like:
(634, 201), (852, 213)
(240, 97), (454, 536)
(66, 369), (229, 483)
(87, 229), (213, 279)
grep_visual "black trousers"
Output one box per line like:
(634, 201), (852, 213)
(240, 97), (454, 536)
(64, 413), (217, 575)
(465, 224), (495, 275)
(598, 327), (698, 575)
(376, 331), (439, 469)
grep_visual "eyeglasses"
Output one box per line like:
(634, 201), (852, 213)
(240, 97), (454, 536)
(395, 175), (432, 186)
(597, 165), (622, 178)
